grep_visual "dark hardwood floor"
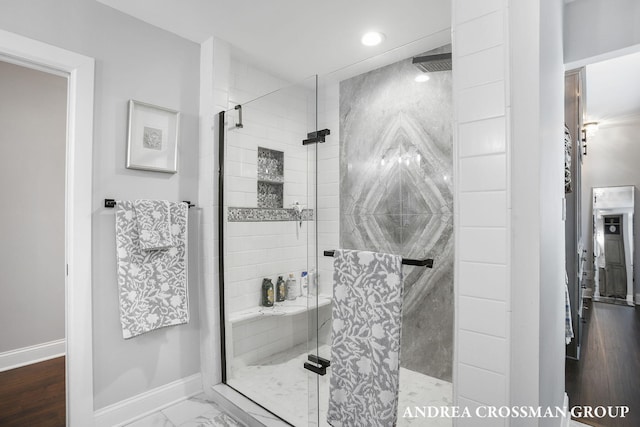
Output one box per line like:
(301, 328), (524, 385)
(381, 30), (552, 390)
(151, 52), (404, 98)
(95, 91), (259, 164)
(0, 356), (65, 426)
(566, 301), (640, 427)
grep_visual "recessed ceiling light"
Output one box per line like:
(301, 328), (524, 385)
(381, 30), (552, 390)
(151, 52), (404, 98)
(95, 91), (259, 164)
(415, 74), (430, 82)
(361, 31), (385, 46)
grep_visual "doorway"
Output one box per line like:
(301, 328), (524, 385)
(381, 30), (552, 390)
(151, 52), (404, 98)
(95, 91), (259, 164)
(0, 29), (95, 426)
(564, 48), (640, 426)
(0, 58), (67, 425)
(601, 214), (628, 301)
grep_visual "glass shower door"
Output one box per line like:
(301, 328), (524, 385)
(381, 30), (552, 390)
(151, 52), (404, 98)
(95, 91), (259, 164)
(220, 75), (321, 426)
(220, 34), (455, 427)
(313, 40), (455, 427)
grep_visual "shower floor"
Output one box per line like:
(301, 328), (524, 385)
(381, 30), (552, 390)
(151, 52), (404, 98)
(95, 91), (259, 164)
(228, 343), (452, 427)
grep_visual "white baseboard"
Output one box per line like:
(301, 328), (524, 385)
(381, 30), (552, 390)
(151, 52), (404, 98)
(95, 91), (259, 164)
(94, 373), (202, 427)
(0, 339), (65, 372)
(562, 392), (570, 427)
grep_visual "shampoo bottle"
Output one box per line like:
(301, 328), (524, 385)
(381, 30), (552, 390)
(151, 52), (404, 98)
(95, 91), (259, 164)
(286, 273), (297, 300)
(261, 278), (274, 307)
(276, 276), (286, 302)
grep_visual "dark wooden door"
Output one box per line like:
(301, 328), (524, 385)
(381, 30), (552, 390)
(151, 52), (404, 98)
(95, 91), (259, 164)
(603, 215), (627, 298)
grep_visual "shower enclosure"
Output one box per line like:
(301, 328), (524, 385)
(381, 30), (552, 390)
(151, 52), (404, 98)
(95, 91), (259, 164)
(218, 39), (454, 426)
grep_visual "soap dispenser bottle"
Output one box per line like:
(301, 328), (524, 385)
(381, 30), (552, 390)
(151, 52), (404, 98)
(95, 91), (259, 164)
(286, 273), (297, 300)
(261, 278), (274, 307)
(276, 276), (286, 302)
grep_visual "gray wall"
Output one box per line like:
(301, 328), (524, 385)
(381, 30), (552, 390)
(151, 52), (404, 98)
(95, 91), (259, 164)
(339, 53), (453, 381)
(0, 0), (201, 409)
(581, 117), (640, 302)
(538, 0), (567, 421)
(509, 0), (566, 419)
(0, 61), (66, 353)
(564, 0), (640, 64)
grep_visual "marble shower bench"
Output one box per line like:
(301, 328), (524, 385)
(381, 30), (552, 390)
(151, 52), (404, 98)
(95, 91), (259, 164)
(228, 294), (332, 324)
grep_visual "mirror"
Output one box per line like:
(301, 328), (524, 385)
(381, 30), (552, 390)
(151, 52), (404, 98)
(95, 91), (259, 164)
(592, 185), (635, 305)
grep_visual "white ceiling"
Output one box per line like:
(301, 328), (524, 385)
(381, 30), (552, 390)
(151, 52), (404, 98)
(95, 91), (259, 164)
(96, 0), (451, 81)
(586, 50), (640, 124)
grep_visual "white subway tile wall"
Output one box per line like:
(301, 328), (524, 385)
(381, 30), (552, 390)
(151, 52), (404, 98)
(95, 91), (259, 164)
(457, 81), (506, 123)
(453, 0), (509, 411)
(457, 363), (507, 408)
(457, 329), (507, 375)
(316, 80), (340, 299)
(456, 46), (505, 89)
(455, 0), (504, 25)
(455, 10), (504, 57)
(458, 262), (508, 302)
(458, 296), (507, 338)
(459, 191), (507, 227)
(223, 59), (333, 362)
(459, 116), (506, 157)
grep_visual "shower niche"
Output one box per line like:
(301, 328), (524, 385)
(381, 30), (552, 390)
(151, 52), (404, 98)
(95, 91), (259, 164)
(257, 147), (284, 208)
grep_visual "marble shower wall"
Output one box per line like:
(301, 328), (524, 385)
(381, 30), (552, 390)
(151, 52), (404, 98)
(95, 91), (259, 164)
(339, 51), (453, 381)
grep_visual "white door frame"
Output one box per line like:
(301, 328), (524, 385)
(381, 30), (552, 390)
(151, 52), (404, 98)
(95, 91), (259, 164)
(0, 30), (95, 426)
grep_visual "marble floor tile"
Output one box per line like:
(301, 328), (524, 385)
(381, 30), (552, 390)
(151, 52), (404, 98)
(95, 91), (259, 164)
(126, 396), (247, 427)
(228, 343), (452, 427)
(178, 409), (244, 427)
(124, 412), (174, 427)
(569, 421), (593, 427)
(161, 399), (221, 426)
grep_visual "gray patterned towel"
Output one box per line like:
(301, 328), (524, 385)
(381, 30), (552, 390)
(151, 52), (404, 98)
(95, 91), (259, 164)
(327, 249), (403, 427)
(134, 199), (174, 250)
(115, 200), (189, 339)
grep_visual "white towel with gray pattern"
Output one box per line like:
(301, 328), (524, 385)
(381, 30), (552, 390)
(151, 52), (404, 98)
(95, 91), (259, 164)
(133, 199), (174, 250)
(327, 249), (403, 427)
(115, 200), (189, 339)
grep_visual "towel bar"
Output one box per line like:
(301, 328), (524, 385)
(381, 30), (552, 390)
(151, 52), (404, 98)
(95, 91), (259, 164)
(104, 199), (195, 208)
(323, 250), (434, 268)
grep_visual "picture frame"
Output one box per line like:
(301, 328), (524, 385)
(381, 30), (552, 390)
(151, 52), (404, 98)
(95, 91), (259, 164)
(126, 99), (180, 173)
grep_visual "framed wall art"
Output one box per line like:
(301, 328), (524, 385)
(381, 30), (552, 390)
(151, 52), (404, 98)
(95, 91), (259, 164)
(126, 99), (180, 173)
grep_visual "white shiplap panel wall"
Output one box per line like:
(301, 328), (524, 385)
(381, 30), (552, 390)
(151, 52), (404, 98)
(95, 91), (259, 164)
(453, 1), (510, 424)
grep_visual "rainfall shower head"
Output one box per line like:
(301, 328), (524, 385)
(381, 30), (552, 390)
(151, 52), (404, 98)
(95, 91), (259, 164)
(412, 52), (452, 72)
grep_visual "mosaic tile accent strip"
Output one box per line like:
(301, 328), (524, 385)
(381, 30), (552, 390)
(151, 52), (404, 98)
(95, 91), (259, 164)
(257, 181), (283, 209)
(257, 174), (284, 183)
(257, 147), (284, 182)
(228, 207), (314, 222)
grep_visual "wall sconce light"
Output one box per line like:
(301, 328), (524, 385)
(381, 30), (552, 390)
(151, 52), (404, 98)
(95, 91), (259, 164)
(581, 122), (599, 156)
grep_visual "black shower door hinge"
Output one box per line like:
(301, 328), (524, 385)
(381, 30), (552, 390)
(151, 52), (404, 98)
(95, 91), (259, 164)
(303, 354), (331, 375)
(302, 128), (330, 145)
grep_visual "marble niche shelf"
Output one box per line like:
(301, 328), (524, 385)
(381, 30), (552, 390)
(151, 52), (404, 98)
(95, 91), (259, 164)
(229, 294), (332, 324)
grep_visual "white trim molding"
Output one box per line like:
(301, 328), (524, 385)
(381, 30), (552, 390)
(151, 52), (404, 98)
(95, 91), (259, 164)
(0, 339), (66, 373)
(94, 374), (203, 427)
(0, 29), (95, 427)
(562, 392), (570, 427)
